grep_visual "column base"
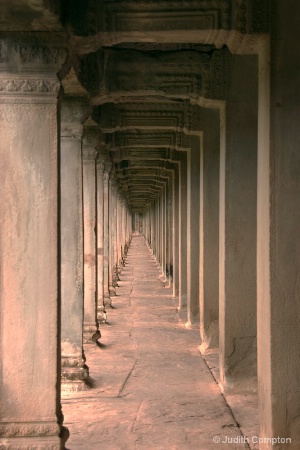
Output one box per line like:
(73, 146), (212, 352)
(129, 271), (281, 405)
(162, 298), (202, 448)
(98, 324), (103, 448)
(83, 322), (101, 344)
(109, 284), (116, 296)
(103, 292), (112, 307)
(61, 347), (90, 391)
(97, 305), (107, 323)
(0, 422), (69, 450)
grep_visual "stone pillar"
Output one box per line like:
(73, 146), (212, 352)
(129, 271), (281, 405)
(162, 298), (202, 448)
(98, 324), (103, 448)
(161, 184), (166, 278)
(118, 197), (124, 270)
(112, 184), (119, 284)
(199, 108), (220, 352)
(82, 126), (101, 344)
(103, 161), (112, 306)
(96, 151), (107, 322)
(187, 137), (201, 326)
(0, 37), (68, 448)
(257, 5), (300, 447)
(109, 175), (117, 294)
(165, 169), (175, 289)
(219, 54), (258, 394)
(60, 97), (89, 390)
(179, 152), (188, 313)
(173, 164), (180, 299)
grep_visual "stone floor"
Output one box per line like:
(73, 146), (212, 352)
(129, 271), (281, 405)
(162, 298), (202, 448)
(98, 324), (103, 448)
(62, 235), (258, 450)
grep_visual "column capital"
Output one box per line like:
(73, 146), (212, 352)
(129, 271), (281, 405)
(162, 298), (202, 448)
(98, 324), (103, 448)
(0, 34), (67, 100)
(82, 147), (97, 160)
(61, 96), (90, 141)
(83, 121), (99, 148)
(82, 124), (98, 161)
(103, 161), (113, 182)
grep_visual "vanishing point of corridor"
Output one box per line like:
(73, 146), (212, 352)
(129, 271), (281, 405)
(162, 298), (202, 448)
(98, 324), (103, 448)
(63, 236), (250, 450)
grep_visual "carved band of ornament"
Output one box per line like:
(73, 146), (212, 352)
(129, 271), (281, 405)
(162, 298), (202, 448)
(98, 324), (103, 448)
(0, 79), (60, 94)
(0, 423), (60, 437)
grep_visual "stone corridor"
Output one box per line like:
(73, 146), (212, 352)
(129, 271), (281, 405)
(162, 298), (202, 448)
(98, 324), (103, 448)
(2, 3), (300, 449)
(63, 236), (254, 450)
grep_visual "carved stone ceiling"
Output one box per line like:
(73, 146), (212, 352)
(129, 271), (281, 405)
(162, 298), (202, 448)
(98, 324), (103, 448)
(0, 0), (269, 213)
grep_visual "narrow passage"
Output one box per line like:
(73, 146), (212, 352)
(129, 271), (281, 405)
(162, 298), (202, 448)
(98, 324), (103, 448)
(63, 236), (249, 450)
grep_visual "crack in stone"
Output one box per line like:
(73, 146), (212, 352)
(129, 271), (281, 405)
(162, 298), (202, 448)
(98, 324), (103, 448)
(118, 359), (138, 398)
(131, 399), (144, 433)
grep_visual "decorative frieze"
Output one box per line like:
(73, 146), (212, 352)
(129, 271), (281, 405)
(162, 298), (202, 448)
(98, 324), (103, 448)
(0, 79), (60, 94)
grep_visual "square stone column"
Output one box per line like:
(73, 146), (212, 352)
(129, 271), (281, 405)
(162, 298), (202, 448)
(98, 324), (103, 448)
(60, 97), (90, 391)
(187, 136), (201, 326)
(82, 125), (101, 344)
(103, 161), (112, 306)
(199, 108), (220, 352)
(108, 174), (117, 295)
(0, 36), (68, 449)
(96, 151), (107, 322)
(257, 5), (300, 447)
(219, 54), (258, 394)
(179, 152), (188, 314)
(173, 164), (180, 299)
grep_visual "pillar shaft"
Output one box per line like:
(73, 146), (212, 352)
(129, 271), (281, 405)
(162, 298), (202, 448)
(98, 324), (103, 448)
(179, 153), (188, 313)
(257, 4), (300, 447)
(96, 154), (107, 321)
(82, 132), (100, 344)
(199, 109), (220, 352)
(173, 164), (180, 299)
(60, 98), (89, 389)
(103, 162), (111, 305)
(219, 54), (258, 393)
(0, 38), (68, 449)
(187, 137), (201, 325)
